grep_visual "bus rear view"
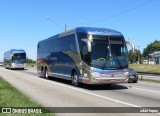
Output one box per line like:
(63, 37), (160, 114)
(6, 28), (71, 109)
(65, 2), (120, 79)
(4, 49), (26, 69)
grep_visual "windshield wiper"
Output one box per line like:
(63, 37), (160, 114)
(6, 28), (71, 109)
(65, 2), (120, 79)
(101, 47), (123, 70)
(111, 47), (123, 69)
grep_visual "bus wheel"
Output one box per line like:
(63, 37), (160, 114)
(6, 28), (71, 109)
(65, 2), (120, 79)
(42, 68), (46, 78)
(42, 68), (49, 79)
(45, 68), (49, 79)
(72, 72), (79, 87)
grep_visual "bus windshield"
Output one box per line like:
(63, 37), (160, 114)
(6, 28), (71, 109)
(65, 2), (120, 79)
(12, 53), (26, 63)
(90, 35), (128, 69)
(78, 33), (128, 69)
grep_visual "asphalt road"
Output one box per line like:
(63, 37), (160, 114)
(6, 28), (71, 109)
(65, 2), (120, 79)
(0, 67), (160, 116)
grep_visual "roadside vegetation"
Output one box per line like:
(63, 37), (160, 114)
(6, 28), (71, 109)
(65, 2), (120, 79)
(26, 63), (36, 68)
(128, 40), (160, 65)
(129, 64), (160, 73)
(26, 58), (36, 68)
(0, 77), (54, 116)
(130, 64), (160, 84)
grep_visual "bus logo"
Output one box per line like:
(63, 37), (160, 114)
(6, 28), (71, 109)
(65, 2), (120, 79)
(110, 61), (116, 66)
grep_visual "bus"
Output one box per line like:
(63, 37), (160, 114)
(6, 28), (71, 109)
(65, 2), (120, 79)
(37, 27), (132, 86)
(0, 60), (4, 67)
(4, 49), (26, 69)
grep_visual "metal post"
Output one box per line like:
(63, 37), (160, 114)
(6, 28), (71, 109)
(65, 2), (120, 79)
(137, 46), (140, 64)
(64, 24), (67, 32)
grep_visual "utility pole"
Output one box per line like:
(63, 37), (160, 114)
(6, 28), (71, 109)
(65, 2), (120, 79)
(64, 24), (67, 32)
(137, 46), (140, 64)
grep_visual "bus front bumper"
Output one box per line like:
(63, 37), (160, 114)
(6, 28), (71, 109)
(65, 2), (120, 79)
(82, 77), (128, 84)
(81, 71), (129, 84)
(11, 63), (26, 69)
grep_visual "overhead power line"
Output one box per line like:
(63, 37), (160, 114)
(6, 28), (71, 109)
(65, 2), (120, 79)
(46, 17), (64, 29)
(86, 0), (154, 25)
(46, 17), (67, 32)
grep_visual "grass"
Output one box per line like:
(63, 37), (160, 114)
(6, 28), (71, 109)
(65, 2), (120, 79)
(129, 64), (160, 73)
(0, 77), (55, 116)
(26, 63), (36, 68)
(130, 64), (160, 84)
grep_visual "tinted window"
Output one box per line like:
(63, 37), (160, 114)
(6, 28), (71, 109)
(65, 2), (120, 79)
(38, 34), (77, 54)
(59, 34), (77, 52)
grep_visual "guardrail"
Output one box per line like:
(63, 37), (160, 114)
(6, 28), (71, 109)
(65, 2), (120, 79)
(137, 72), (160, 81)
(137, 72), (160, 76)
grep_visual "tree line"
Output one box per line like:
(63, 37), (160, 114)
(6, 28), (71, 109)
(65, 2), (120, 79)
(26, 57), (36, 64)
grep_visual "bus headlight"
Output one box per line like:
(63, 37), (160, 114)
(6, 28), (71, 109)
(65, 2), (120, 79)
(24, 63), (27, 68)
(123, 71), (129, 77)
(92, 72), (100, 76)
(90, 67), (94, 71)
(11, 63), (16, 68)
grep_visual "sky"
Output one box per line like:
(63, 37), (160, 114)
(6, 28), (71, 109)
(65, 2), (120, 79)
(0, 0), (160, 60)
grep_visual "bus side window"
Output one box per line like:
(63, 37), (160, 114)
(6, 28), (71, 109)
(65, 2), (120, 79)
(70, 44), (76, 52)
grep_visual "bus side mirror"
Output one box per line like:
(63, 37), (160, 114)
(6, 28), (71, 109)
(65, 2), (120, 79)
(87, 41), (92, 52)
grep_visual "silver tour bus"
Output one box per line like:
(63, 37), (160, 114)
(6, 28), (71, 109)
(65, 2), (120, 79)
(4, 49), (26, 69)
(37, 27), (132, 86)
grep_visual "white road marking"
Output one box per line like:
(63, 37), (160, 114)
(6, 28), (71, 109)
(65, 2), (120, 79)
(9, 70), (140, 107)
(133, 87), (160, 94)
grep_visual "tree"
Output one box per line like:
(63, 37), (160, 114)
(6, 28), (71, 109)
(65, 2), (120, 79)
(128, 49), (141, 64)
(143, 40), (160, 58)
(26, 57), (36, 64)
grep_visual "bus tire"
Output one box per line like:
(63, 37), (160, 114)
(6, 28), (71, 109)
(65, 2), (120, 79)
(133, 80), (137, 83)
(72, 72), (79, 87)
(42, 68), (49, 79)
(42, 68), (46, 79)
(45, 68), (49, 79)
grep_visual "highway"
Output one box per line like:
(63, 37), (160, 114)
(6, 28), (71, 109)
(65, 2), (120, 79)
(0, 67), (160, 116)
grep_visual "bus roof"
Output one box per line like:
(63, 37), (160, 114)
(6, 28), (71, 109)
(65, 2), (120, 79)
(8, 49), (26, 53)
(75, 27), (123, 36)
(39, 27), (123, 43)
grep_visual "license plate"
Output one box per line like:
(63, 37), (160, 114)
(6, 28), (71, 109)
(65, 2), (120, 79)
(110, 79), (116, 82)
(130, 76), (135, 78)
